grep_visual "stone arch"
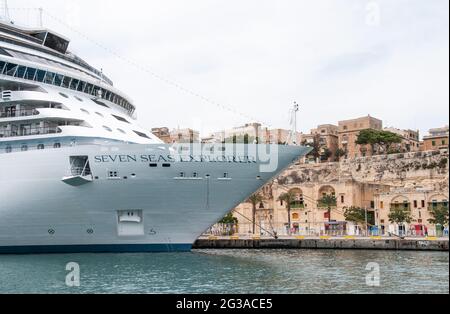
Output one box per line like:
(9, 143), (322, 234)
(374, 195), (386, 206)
(428, 194), (449, 210)
(288, 188), (305, 209)
(390, 195), (411, 210)
(319, 185), (336, 198)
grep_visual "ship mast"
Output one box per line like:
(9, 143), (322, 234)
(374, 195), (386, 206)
(1, 0), (11, 22)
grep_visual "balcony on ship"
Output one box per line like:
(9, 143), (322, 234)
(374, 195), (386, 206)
(0, 119), (86, 139)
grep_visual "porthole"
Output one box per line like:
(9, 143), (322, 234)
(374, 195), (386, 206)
(37, 144), (45, 150)
(103, 126), (112, 132)
(75, 96), (83, 102)
(117, 128), (126, 134)
(48, 229), (55, 235)
(95, 112), (104, 118)
(87, 229), (94, 235)
(80, 108), (90, 115)
(59, 92), (68, 98)
(53, 143), (61, 149)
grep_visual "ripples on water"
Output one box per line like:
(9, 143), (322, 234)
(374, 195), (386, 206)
(0, 250), (448, 294)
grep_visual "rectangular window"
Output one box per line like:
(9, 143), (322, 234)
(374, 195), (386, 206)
(341, 195), (345, 204)
(432, 141), (436, 146)
(62, 76), (71, 88)
(15, 66), (27, 78)
(5, 63), (18, 76)
(380, 201), (384, 209)
(78, 81), (86, 92)
(24, 68), (37, 81)
(414, 200), (418, 208)
(44, 72), (55, 84)
(421, 200), (425, 208)
(53, 74), (63, 86)
(70, 79), (80, 90)
(35, 69), (46, 82)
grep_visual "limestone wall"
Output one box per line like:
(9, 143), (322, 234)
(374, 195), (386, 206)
(279, 150), (449, 189)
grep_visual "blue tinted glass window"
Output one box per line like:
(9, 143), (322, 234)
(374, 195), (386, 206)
(54, 74), (63, 86)
(77, 81), (86, 92)
(5, 63), (18, 76)
(35, 70), (46, 82)
(0, 61), (6, 74)
(25, 68), (37, 80)
(44, 72), (55, 84)
(70, 79), (79, 90)
(62, 76), (71, 88)
(16, 66), (27, 78)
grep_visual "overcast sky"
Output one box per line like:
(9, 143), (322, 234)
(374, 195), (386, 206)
(6, 0), (450, 138)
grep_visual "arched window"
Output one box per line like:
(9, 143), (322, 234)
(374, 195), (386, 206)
(37, 144), (45, 150)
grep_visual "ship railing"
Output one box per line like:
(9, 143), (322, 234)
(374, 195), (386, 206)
(0, 109), (39, 118)
(0, 127), (61, 138)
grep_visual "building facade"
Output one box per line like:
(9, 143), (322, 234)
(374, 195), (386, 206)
(422, 126), (449, 151)
(384, 127), (421, 153)
(338, 115), (383, 159)
(303, 124), (339, 162)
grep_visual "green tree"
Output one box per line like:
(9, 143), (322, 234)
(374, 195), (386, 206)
(428, 205), (449, 235)
(344, 206), (366, 224)
(318, 195), (337, 222)
(219, 212), (238, 224)
(388, 207), (413, 236)
(356, 129), (402, 155)
(321, 148), (333, 162)
(278, 191), (297, 235)
(335, 148), (347, 161)
(247, 193), (264, 235)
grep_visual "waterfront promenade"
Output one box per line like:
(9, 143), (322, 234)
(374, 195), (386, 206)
(194, 236), (449, 251)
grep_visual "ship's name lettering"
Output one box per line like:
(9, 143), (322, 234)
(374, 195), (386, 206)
(94, 155), (257, 164)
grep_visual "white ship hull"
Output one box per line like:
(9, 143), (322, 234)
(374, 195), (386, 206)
(0, 144), (308, 253)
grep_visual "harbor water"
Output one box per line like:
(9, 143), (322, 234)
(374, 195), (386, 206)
(0, 249), (448, 294)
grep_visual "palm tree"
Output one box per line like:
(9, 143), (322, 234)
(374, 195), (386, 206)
(318, 194), (337, 223)
(278, 191), (297, 235)
(247, 193), (264, 235)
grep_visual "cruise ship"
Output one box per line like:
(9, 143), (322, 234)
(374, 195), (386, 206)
(0, 18), (310, 254)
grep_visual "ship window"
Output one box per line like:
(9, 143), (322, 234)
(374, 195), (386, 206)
(5, 63), (18, 76)
(25, 68), (37, 80)
(5, 145), (12, 153)
(95, 112), (104, 117)
(103, 126), (113, 132)
(16, 66), (27, 78)
(62, 76), (71, 88)
(59, 92), (69, 98)
(223, 172), (229, 178)
(85, 83), (94, 94)
(54, 143), (61, 148)
(37, 144), (45, 150)
(134, 131), (150, 139)
(193, 172), (198, 178)
(117, 128), (126, 134)
(70, 79), (80, 90)
(179, 172), (185, 178)
(21, 145), (28, 151)
(54, 73), (63, 86)
(162, 164), (171, 168)
(108, 171), (119, 178)
(112, 115), (130, 123)
(44, 72), (55, 84)
(75, 96), (83, 102)
(80, 108), (90, 114)
(92, 99), (109, 108)
(35, 69), (46, 82)
(77, 81), (86, 92)
(149, 163), (158, 168)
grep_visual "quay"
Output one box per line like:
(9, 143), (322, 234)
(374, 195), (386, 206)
(194, 236), (449, 251)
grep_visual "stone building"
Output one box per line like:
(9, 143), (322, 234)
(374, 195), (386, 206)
(375, 187), (448, 236)
(169, 128), (200, 143)
(384, 127), (421, 153)
(302, 124), (339, 162)
(422, 126), (449, 151)
(230, 150), (449, 238)
(151, 127), (171, 143)
(338, 115), (383, 159)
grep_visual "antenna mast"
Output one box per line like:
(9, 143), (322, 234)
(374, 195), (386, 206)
(2, 0), (10, 22)
(287, 102), (300, 145)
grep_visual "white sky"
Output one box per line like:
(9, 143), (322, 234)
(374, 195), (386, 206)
(5, 0), (450, 138)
